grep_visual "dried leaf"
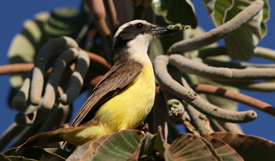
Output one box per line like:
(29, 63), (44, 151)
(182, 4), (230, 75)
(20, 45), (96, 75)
(210, 132), (275, 161)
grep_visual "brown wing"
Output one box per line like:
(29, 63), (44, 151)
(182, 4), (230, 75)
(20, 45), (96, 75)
(71, 62), (142, 127)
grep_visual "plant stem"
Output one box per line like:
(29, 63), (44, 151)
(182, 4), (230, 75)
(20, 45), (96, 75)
(167, 0), (264, 54)
(194, 84), (275, 117)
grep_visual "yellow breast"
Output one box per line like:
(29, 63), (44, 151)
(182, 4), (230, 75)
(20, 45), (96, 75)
(95, 63), (155, 131)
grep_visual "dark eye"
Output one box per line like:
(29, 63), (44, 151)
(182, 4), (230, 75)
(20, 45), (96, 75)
(136, 23), (143, 28)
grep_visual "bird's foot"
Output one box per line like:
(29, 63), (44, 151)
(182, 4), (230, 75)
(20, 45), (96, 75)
(136, 122), (149, 133)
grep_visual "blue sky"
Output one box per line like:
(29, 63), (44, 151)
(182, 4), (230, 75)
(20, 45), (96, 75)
(0, 1), (275, 151)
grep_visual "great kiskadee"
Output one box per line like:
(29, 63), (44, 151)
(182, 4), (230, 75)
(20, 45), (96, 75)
(18, 20), (177, 148)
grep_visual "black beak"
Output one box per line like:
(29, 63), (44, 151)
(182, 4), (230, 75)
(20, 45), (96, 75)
(150, 26), (177, 36)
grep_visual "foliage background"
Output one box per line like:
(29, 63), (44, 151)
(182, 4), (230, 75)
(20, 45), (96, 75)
(0, 0), (275, 151)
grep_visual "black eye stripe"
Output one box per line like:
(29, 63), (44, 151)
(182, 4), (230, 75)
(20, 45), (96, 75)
(136, 23), (143, 28)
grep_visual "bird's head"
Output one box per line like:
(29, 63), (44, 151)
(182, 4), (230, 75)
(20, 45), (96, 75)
(111, 20), (176, 65)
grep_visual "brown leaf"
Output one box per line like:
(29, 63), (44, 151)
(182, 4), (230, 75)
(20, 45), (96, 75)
(210, 132), (275, 161)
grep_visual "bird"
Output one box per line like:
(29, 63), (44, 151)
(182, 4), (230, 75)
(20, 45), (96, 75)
(18, 20), (177, 148)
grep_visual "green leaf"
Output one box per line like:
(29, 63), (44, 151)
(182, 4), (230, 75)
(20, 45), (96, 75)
(67, 129), (145, 161)
(8, 12), (50, 91)
(46, 6), (89, 39)
(153, 126), (168, 156)
(202, 0), (270, 60)
(4, 147), (66, 161)
(128, 133), (156, 160)
(151, 0), (198, 28)
(210, 132), (275, 161)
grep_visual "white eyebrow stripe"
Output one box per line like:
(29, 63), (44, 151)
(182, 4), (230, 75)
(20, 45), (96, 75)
(114, 20), (151, 38)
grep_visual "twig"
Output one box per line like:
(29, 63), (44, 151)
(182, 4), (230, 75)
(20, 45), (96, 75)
(86, 0), (111, 36)
(12, 72), (32, 111)
(60, 50), (90, 105)
(0, 123), (26, 151)
(254, 47), (275, 61)
(37, 104), (70, 134)
(0, 63), (33, 75)
(85, 51), (111, 71)
(154, 56), (196, 102)
(84, 72), (104, 88)
(42, 48), (79, 110)
(186, 104), (213, 135)
(85, 0), (112, 61)
(197, 46), (226, 59)
(170, 54), (275, 82)
(162, 89), (185, 124)
(198, 46), (275, 62)
(0, 63), (104, 90)
(103, 0), (119, 34)
(220, 81), (275, 92)
(154, 55), (257, 123)
(153, 88), (168, 141)
(167, 0), (264, 54)
(194, 84), (275, 117)
(11, 123), (42, 147)
(15, 106), (55, 126)
(31, 36), (78, 105)
(203, 59), (275, 69)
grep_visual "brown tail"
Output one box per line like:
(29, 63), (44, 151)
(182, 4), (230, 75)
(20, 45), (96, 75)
(17, 130), (64, 149)
(17, 120), (99, 150)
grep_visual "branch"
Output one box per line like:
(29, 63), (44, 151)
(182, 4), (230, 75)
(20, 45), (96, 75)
(154, 56), (196, 102)
(103, 0), (119, 34)
(154, 55), (257, 123)
(0, 123), (26, 151)
(170, 54), (275, 82)
(15, 104), (55, 126)
(85, 0), (111, 36)
(153, 87), (168, 141)
(37, 104), (70, 134)
(85, 0), (112, 61)
(60, 50), (90, 105)
(198, 46), (275, 62)
(85, 51), (111, 71)
(162, 88), (185, 124)
(84, 72), (104, 88)
(42, 48), (79, 109)
(194, 84), (275, 117)
(186, 104), (213, 135)
(11, 123), (42, 147)
(0, 63), (103, 90)
(254, 47), (275, 61)
(220, 81), (275, 92)
(0, 63), (33, 75)
(31, 37), (78, 105)
(203, 59), (275, 69)
(167, 0), (264, 54)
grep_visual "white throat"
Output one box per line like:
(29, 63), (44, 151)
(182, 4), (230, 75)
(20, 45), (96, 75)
(127, 34), (154, 65)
